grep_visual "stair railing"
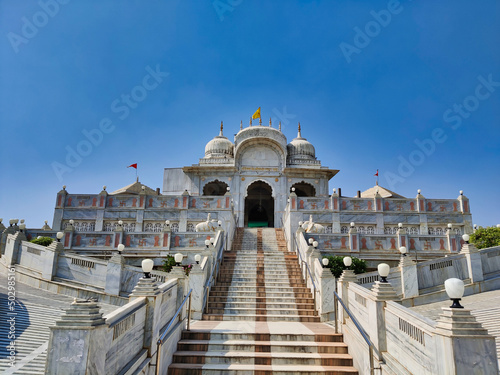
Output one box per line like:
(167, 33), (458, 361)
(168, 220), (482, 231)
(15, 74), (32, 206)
(333, 290), (379, 375)
(155, 289), (192, 375)
(203, 234), (226, 314)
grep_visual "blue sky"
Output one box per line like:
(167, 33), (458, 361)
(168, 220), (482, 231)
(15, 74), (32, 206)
(1, 0), (499, 228)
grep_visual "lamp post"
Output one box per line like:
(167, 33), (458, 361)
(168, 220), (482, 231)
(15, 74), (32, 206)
(308, 238), (313, 245)
(444, 278), (464, 308)
(399, 246), (407, 257)
(194, 254), (201, 265)
(322, 258), (329, 268)
(344, 256), (352, 270)
(312, 241), (318, 249)
(56, 232), (64, 242)
(19, 223), (26, 233)
(378, 263), (390, 283)
(117, 244), (125, 255)
(205, 239), (210, 249)
(141, 259), (154, 279)
(210, 237), (215, 245)
(174, 253), (183, 266)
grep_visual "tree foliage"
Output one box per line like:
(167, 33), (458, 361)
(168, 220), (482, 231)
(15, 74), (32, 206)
(162, 255), (176, 273)
(470, 226), (500, 249)
(323, 255), (367, 278)
(30, 236), (54, 246)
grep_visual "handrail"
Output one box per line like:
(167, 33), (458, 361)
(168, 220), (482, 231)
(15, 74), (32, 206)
(293, 234), (317, 310)
(155, 288), (192, 375)
(334, 289), (379, 375)
(203, 234), (226, 313)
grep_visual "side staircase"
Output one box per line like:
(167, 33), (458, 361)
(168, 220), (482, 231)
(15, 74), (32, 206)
(168, 227), (358, 374)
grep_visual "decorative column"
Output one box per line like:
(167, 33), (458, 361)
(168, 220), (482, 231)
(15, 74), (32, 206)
(331, 188), (341, 233)
(95, 186), (108, 232)
(63, 220), (74, 249)
(348, 223), (359, 253)
(53, 186), (68, 231)
(446, 224), (458, 252)
(46, 299), (106, 375)
(397, 223), (408, 249)
(162, 221), (171, 252)
(113, 222), (124, 248)
(179, 190), (189, 232)
(416, 189), (428, 235)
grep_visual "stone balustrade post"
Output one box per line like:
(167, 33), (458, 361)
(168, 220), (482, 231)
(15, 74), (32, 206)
(318, 263), (336, 321)
(187, 264), (205, 320)
(337, 269), (357, 325)
(42, 240), (64, 280)
(460, 241), (484, 283)
(349, 225), (359, 253)
(105, 253), (125, 296)
(4, 231), (26, 267)
(434, 307), (498, 374)
(130, 275), (162, 356)
(45, 299), (106, 375)
(369, 280), (398, 359)
(399, 255), (419, 299)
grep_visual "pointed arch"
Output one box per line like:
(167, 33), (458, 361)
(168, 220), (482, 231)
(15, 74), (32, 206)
(291, 181), (316, 197)
(203, 179), (229, 196)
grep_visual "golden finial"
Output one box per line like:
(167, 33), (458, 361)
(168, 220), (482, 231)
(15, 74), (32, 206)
(250, 117), (252, 126)
(279, 121), (281, 131)
(298, 122), (302, 137)
(220, 121), (223, 136)
(259, 117), (262, 126)
(269, 117), (272, 127)
(240, 120), (243, 131)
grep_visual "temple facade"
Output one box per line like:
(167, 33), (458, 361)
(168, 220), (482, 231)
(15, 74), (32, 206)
(33, 119), (472, 260)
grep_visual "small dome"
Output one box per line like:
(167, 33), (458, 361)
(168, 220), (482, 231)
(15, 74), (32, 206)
(205, 122), (234, 158)
(287, 123), (315, 160)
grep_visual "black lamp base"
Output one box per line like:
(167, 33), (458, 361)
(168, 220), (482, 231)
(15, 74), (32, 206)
(450, 298), (464, 309)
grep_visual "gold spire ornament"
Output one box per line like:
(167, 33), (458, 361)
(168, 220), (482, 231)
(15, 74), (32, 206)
(220, 121), (223, 136)
(240, 120), (243, 131)
(279, 121), (281, 131)
(269, 117), (272, 127)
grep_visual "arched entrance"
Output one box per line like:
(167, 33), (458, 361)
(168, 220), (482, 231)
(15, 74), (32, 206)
(244, 181), (274, 227)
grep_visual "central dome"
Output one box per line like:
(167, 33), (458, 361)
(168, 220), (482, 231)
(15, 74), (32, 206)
(204, 122), (234, 159)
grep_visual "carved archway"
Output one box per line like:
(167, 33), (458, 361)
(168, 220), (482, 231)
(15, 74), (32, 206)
(203, 180), (228, 196)
(291, 181), (316, 197)
(244, 180), (274, 227)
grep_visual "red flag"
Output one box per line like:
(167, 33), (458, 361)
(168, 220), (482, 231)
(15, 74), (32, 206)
(127, 163), (137, 169)
(374, 169), (378, 176)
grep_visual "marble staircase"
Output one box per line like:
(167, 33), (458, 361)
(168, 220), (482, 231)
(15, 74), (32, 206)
(168, 227), (358, 374)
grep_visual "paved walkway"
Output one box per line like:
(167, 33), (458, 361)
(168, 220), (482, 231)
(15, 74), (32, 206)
(0, 272), (118, 374)
(411, 289), (500, 361)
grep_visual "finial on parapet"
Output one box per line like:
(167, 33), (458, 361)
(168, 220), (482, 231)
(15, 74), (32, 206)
(240, 120), (243, 131)
(259, 117), (262, 126)
(279, 121), (281, 131)
(269, 117), (272, 127)
(220, 121), (223, 136)
(298, 122), (302, 137)
(250, 117), (252, 126)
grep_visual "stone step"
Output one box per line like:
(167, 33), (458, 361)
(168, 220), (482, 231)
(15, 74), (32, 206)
(172, 351), (354, 366)
(207, 308), (317, 316)
(202, 314), (321, 322)
(168, 363), (359, 374)
(209, 296), (314, 304)
(176, 339), (349, 353)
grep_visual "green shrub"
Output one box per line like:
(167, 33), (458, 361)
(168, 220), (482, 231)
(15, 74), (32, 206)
(30, 236), (54, 247)
(470, 226), (500, 249)
(162, 255), (176, 273)
(323, 255), (367, 278)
